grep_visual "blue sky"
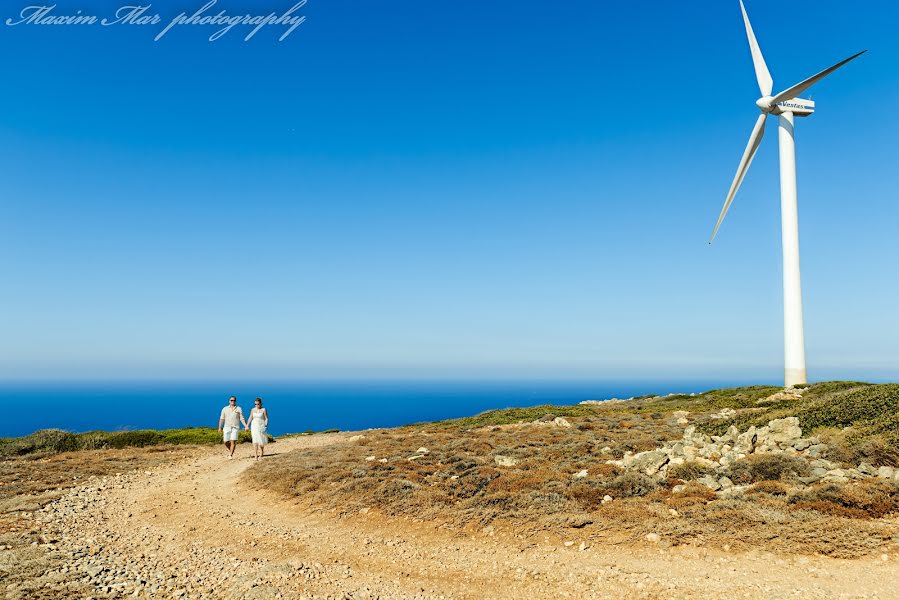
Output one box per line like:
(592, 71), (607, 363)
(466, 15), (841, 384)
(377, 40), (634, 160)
(2, 0), (898, 382)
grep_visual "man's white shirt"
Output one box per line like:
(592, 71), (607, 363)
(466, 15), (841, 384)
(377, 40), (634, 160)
(220, 406), (243, 428)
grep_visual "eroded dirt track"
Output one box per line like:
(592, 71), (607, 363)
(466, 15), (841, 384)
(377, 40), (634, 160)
(35, 434), (899, 599)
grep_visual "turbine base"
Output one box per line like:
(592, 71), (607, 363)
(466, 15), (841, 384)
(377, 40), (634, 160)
(785, 368), (807, 388)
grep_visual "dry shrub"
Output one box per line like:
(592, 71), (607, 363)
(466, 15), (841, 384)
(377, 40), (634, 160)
(726, 453), (811, 484)
(668, 460), (715, 481)
(855, 436), (899, 467)
(591, 463), (622, 477)
(602, 472), (658, 498)
(486, 473), (545, 494)
(664, 482), (716, 509)
(790, 480), (899, 519)
(790, 500), (869, 519)
(568, 482), (608, 510)
(749, 480), (790, 497)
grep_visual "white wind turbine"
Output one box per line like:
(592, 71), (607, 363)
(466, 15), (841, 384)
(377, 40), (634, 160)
(710, 0), (865, 388)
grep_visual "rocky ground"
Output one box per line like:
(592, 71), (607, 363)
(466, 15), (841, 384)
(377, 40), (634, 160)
(5, 432), (899, 599)
(608, 415), (899, 493)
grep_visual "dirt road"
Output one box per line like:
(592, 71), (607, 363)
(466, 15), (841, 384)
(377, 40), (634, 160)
(35, 434), (899, 599)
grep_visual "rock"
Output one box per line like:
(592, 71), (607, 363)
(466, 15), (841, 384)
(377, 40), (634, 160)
(677, 418), (689, 425)
(563, 540), (575, 547)
(878, 466), (896, 479)
(822, 470), (849, 484)
(805, 444), (829, 458)
(767, 417), (802, 445)
(631, 450), (669, 475)
(407, 455), (423, 461)
(537, 414), (556, 423)
(494, 455), (519, 467)
(671, 485), (686, 494)
(601, 495), (614, 504)
(553, 417), (572, 428)
(579, 542), (589, 552)
(364, 456), (376, 462)
(711, 408), (737, 420)
(858, 463), (879, 476)
(347, 435), (366, 442)
(416, 447), (429, 454)
(600, 446), (612, 453)
(757, 390), (802, 405)
(697, 476), (721, 491)
(793, 439), (813, 451)
(572, 469), (588, 479)
(809, 467), (828, 481)
(377, 458), (387, 463)
(645, 533), (660, 543)
(718, 476), (734, 489)
(717, 485), (747, 499)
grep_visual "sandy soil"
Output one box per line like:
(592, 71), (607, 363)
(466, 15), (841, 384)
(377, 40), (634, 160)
(32, 434), (899, 599)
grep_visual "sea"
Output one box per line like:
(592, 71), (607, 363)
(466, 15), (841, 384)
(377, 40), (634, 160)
(0, 379), (752, 438)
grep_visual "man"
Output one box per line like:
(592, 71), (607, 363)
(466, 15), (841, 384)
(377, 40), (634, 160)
(218, 396), (248, 459)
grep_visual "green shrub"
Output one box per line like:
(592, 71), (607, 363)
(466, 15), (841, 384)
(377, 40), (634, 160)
(0, 427), (260, 457)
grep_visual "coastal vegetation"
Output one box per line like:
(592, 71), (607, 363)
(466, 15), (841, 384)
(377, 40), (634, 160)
(0, 427), (257, 457)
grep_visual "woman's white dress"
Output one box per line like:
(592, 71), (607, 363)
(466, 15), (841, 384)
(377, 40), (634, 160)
(250, 408), (268, 446)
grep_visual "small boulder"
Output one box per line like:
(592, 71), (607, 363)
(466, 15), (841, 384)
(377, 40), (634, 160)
(572, 469), (588, 479)
(553, 417), (572, 428)
(494, 455), (519, 467)
(877, 466), (896, 479)
(697, 476), (721, 491)
(768, 417), (802, 445)
(858, 463), (878, 476)
(805, 444), (829, 458)
(631, 450), (670, 475)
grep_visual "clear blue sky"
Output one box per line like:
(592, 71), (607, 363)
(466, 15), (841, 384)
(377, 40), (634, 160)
(2, 0), (897, 382)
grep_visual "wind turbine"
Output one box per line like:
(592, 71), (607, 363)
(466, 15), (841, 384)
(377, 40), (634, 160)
(710, 0), (865, 388)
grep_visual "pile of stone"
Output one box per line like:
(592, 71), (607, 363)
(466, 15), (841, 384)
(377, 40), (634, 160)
(606, 417), (899, 496)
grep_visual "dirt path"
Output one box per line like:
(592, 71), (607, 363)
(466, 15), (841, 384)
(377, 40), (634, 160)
(34, 434), (899, 599)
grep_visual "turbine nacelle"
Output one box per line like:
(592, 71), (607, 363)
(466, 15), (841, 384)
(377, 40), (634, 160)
(757, 96), (816, 116)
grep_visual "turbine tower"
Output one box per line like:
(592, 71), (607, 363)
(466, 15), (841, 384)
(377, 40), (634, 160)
(710, 0), (865, 388)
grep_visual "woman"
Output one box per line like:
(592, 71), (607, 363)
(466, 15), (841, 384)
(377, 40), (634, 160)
(247, 397), (269, 460)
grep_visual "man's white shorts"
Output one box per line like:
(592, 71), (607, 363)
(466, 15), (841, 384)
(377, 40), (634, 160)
(223, 426), (240, 442)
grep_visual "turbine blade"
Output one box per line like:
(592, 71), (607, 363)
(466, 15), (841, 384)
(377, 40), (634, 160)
(740, 0), (773, 96)
(710, 113), (767, 243)
(770, 50), (867, 105)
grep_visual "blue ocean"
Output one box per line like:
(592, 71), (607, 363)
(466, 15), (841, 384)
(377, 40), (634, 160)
(0, 379), (749, 438)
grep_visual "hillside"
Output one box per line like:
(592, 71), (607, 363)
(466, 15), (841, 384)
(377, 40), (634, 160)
(245, 381), (899, 557)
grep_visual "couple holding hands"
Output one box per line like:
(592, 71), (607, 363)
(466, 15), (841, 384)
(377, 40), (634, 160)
(218, 395), (269, 460)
